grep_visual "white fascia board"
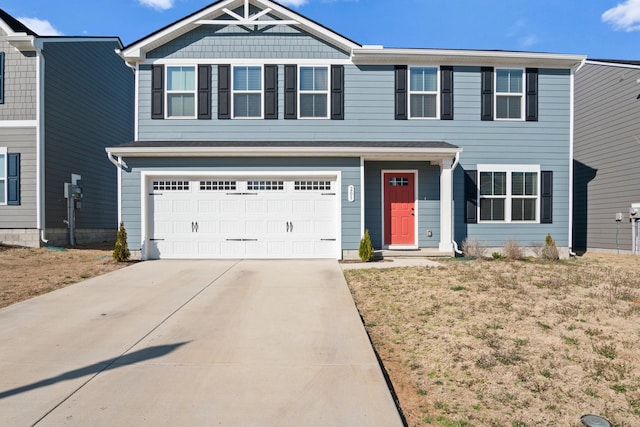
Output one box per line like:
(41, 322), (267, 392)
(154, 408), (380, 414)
(6, 34), (36, 52)
(584, 59), (640, 70)
(147, 58), (353, 66)
(106, 145), (462, 161)
(352, 48), (586, 69)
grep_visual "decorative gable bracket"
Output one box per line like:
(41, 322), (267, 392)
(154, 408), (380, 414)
(196, 0), (300, 27)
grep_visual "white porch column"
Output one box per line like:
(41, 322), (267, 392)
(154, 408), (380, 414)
(439, 159), (454, 252)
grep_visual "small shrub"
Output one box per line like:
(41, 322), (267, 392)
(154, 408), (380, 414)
(358, 229), (374, 262)
(113, 221), (131, 262)
(492, 252), (506, 260)
(541, 233), (560, 261)
(461, 238), (485, 259)
(503, 240), (524, 260)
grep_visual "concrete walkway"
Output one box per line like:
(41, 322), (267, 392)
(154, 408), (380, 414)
(0, 260), (403, 426)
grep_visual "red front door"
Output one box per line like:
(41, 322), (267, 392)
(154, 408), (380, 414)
(384, 172), (416, 246)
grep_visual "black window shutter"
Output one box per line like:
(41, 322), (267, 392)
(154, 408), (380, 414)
(331, 65), (344, 120)
(151, 65), (164, 119)
(7, 153), (20, 205)
(394, 65), (408, 120)
(526, 68), (539, 122)
(0, 52), (4, 104)
(198, 65), (211, 120)
(441, 66), (454, 120)
(465, 169), (478, 224)
(541, 170), (553, 224)
(481, 67), (493, 121)
(284, 65), (297, 119)
(218, 65), (231, 120)
(264, 65), (278, 119)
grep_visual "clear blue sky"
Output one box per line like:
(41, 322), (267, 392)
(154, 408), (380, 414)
(3, 0), (640, 59)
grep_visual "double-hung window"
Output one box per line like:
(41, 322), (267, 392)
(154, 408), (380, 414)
(166, 66), (196, 118)
(233, 66), (262, 118)
(0, 147), (6, 205)
(495, 68), (524, 120)
(478, 165), (539, 222)
(409, 66), (439, 119)
(299, 66), (329, 118)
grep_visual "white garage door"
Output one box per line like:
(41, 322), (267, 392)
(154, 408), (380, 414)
(147, 177), (339, 259)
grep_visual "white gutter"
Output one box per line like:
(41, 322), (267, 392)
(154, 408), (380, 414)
(450, 152), (463, 255)
(568, 58), (586, 257)
(32, 38), (48, 244)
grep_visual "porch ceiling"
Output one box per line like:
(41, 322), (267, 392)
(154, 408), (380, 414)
(106, 140), (462, 162)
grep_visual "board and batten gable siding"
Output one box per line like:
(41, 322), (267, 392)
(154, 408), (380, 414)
(0, 29), (37, 121)
(120, 157), (361, 252)
(0, 127), (37, 228)
(574, 62), (640, 252)
(43, 40), (134, 230)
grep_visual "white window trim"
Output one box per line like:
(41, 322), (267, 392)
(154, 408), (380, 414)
(409, 66), (440, 120)
(231, 65), (264, 119)
(165, 65), (197, 119)
(298, 65), (330, 119)
(477, 164), (540, 224)
(0, 147), (6, 205)
(494, 67), (525, 121)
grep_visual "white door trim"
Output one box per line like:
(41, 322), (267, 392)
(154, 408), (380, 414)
(140, 170), (342, 260)
(380, 169), (419, 249)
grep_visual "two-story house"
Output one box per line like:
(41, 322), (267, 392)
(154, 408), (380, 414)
(574, 59), (640, 254)
(106, 0), (585, 260)
(0, 9), (133, 247)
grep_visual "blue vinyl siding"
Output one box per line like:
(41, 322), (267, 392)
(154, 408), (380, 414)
(121, 157), (361, 251)
(133, 23), (573, 249)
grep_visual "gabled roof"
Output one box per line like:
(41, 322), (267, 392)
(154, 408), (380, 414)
(120, 0), (361, 63)
(0, 9), (38, 36)
(0, 9), (38, 51)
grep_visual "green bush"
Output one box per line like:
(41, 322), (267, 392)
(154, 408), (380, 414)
(492, 252), (506, 260)
(113, 221), (131, 262)
(359, 229), (375, 262)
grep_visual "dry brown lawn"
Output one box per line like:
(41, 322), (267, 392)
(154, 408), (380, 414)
(0, 243), (131, 309)
(344, 253), (640, 427)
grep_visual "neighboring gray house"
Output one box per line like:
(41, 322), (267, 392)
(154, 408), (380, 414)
(0, 9), (134, 247)
(574, 59), (640, 254)
(107, 0), (585, 260)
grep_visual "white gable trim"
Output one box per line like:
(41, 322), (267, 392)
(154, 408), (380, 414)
(119, 0), (360, 64)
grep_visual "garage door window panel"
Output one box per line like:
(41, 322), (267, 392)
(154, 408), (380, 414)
(200, 180), (237, 191)
(247, 180), (284, 191)
(153, 180), (190, 191)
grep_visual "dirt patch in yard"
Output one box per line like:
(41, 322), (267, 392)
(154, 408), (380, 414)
(0, 242), (132, 309)
(344, 253), (640, 427)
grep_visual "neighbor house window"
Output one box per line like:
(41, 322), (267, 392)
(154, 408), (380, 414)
(495, 68), (524, 120)
(478, 165), (539, 222)
(166, 66), (196, 118)
(233, 66), (262, 118)
(0, 147), (6, 204)
(409, 66), (439, 118)
(299, 66), (329, 118)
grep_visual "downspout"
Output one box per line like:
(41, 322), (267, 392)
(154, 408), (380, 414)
(568, 59), (586, 257)
(33, 38), (48, 244)
(450, 151), (463, 255)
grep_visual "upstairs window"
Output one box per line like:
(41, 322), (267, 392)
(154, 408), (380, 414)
(409, 67), (439, 118)
(233, 66), (262, 118)
(299, 66), (329, 118)
(495, 68), (524, 120)
(166, 66), (196, 118)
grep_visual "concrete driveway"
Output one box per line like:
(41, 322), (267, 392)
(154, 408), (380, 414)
(0, 260), (403, 426)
